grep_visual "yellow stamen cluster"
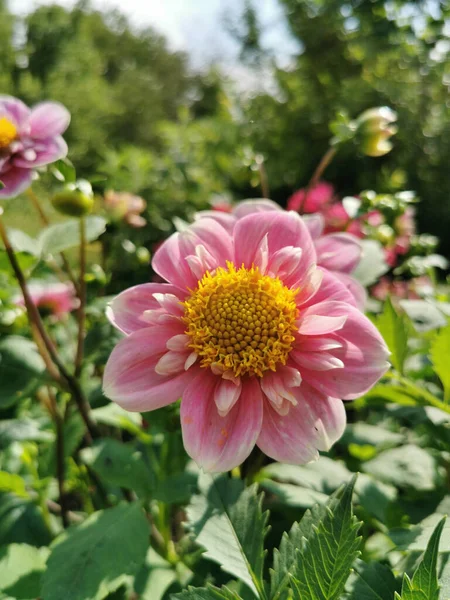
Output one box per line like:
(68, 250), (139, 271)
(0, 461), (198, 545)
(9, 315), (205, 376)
(0, 117), (17, 149)
(182, 262), (298, 378)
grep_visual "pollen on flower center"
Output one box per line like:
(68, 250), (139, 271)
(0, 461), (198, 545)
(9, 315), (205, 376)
(182, 262), (298, 378)
(0, 117), (17, 149)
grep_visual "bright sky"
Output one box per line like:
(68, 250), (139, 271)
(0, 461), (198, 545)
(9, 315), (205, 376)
(11, 0), (299, 68)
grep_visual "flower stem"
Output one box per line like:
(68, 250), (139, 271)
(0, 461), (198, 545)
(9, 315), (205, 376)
(26, 188), (79, 293)
(0, 209), (98, 441)
(48, 387), (69, 528)
(298, 146), (337, 213)
(75, 216), (86, 378)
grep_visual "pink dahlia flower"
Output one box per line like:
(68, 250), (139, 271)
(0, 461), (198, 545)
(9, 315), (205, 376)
(103, 211), (389, 472)
(0, 96), (70, 198)
(14, 281), (78, 318)
(287, 181), (334, 214)
(196, 199), (366, 309)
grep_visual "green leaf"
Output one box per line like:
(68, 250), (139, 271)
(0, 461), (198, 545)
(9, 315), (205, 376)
(90, 403), (142, 434)
(430, 324), (450, 402)
(0, 493), (52, 547)
(260, 479), (328, 509)
(345, 559), (400, 599)
(186, 474), (268, 597)
(51, 158), (77, 183)
(374, 298), (408, 374)
(39, 216), (106, 256)
(6, 228), (40, 256)
(395, 517), (446, 600)
(171, 585), (242, 599)
(290, 475), (362, 600)
(0, 418), (53, 449)
(389, 514), (450, 553)
(0, 543), (49, 600)
(41, 503), (149, 600)
(354, 474), (397, 524)
(0, 472), (28, 497)
(0, 336), (46, 408)
(352, 240), (389, 286)
(342, 423), (404, 449)
(270, 479), (356, 600)
(134, 548), (178, 600)
(363, 445), (437, 491)
(80, 439), (155, 498)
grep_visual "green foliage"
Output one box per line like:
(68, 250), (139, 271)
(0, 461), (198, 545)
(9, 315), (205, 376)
(41, 503), (149, 600)
(374, 299), (409, 374)
(187, 474), (268, 596)
(0, 336), (46, 408)
(0, 543), (49, 599)
(290, 476), (362, 600)
(39, 216), (106, 256)
(430, 324), (450, 403)
(395, 518), (446, 600)
(345, 559), (400, 599)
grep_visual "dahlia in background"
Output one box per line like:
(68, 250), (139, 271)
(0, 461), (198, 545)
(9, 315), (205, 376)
(103, 190), (147, 228)
(14, 281), (78, 318)
(104, 210), (389, 472)
(0, 96), (70, 198)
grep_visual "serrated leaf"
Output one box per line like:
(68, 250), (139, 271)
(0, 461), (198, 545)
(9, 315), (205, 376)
(430, 324), (450, 402)
(395, 517), (446, 600)
(374, 298), (408, 374)
(0, 543), (49, 599)
(363, 445), (436, 491)
(186, 474), (268, 597)
(270, 481), (350, 600)
(41, 503), (148, 600)
(80, 438), (155, 498)
(290, 475), (362, 600)
(171, 585), (241, 599)
(345, 558), (400, 599)
(38, 216), (106, 256)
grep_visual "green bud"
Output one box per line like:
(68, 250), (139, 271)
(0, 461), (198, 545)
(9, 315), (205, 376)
(51, 189), (94, 217)
(354, 106), (397, 157)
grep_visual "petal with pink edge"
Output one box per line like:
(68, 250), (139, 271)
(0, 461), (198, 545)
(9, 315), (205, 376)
(300, 269), (357, 309)
(303, 214), (325, 240)
(315, 232), (362, 274)
(333, 272), (367, 310)
(194, 211), (236, 234)
(0, 96), (30, 131)
(29, 102), (71, 138)
(107, 283), (184, 334)
(103, 325), (191, 411)
(13, 136), (68, 168)
(299, 302), (390, 400)
(233, 211), (317, 288)
(257, 382), (346, 464)
(232, 198), (282, 218)
(0, 167), (33, 199)
(181, 371), (263, 472)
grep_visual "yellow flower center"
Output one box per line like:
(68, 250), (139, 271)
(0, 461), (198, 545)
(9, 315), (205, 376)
(0, 117), (17, 149)
(183, 262), (298, 378)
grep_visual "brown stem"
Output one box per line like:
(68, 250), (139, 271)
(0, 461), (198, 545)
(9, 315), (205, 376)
(298, 146), (337, 214)
(26, 188), (79, 293)
(0, 211), (98, 441)
(75, 217), (86, 378)
(258, 159), (270, 199)
(48, 387), (69, 528)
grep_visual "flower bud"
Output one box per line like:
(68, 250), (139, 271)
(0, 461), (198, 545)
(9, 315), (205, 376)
(354, 106), (397, 157)
(51, 189), (94, 217)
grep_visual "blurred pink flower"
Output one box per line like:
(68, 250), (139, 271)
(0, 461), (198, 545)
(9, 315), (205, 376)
(371, 275), (432, 302)
(287, 181), (334, 214)
(196, 199), (366, 309)
(15, 281), (78, 318)
(0, 96), (70, 198)
(104, 190), (147, 228)
(104, 211), (389, 472)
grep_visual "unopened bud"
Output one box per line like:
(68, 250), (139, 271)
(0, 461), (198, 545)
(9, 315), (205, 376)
(51, 189), (94, 217)
(354, 107), (397, 157)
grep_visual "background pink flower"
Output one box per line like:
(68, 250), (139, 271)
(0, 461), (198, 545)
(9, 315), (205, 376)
(287, 181), (334, 214)
(104, 211), (389, 472)
(14, 281), (78, 318)
(0, 96), (70, 198)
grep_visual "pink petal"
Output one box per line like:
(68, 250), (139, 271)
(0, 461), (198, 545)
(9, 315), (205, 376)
(260, 366), (301, 412)
(0, 96), (30, 131)
(214, 377), (242, 416)
(299, 303), (390, 399)
(13, 136), (68, 168)
(232, 198), (282, 218)
(107, 283), (184, 334)
(233, 211), (317, 290)
(298, 302), (347, 335)
(291, 350), (344, 371)
(194, 211), (236, 234)
(155, 350), (190, 376)
(300, 269), (357, 309)
(29, 102), (70, 138)
(303, 214), (325, 239)
(103, 325), (191, 411)
(333, 272), (367, 310)
(257, 382), (346, 464)
(181, 371), (263, 472)
(315, 232), (362, 274)
(0, 166), (33, 198)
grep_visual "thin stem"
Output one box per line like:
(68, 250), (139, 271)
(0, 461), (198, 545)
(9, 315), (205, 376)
(48, 387), (69, 528)
(75, 217), (86, 378)
(257, 159), (270, 199)
(298, 146), (337, 213)
(0, 210), (98, 440)
(26, 188), (79, 293)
